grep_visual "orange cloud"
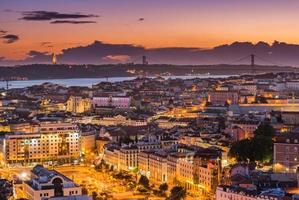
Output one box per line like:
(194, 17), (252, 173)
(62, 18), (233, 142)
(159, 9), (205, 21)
(103, 54), (131, 62)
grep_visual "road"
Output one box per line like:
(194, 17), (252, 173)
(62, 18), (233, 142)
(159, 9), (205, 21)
(0, 165), (196, 200)
(0, 165), (147, 199)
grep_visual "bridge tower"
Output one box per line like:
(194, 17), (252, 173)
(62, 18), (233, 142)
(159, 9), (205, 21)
(251, 54), (255, 74)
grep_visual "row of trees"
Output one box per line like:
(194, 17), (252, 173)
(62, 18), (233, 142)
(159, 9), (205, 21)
(83, 173), (187, 200)
(92, 159), (188, 200)
(138, 175), (186, 199)
(229, 122), (275, 163)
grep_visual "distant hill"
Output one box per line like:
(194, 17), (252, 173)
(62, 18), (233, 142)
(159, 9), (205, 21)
(0, 64), (296, 80)
(2, 40), (299, 66)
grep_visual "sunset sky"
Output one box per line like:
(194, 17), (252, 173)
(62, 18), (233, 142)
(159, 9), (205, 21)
(1, 0), (299, 60)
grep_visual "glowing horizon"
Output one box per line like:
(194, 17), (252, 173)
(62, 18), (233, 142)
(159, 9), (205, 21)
(2, 0), (299, 60)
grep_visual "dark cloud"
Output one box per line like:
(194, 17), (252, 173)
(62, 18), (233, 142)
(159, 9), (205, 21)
(50, 20), (96, 24)
(0, 30), (19, 44)
(0, 30), (7, 34)
(20, 11), (98, 22)
(58, 41), (145, 64)
(40, 42), (54, 48)
(138, 18), (145, 21)
(28, 50), (49, 57)
(40, 41), (51, 46)
(3, 9), (13, 12)
(3, 40), (299, 66)
(1, 34), (19, 43)
(26, 51), (51, 62)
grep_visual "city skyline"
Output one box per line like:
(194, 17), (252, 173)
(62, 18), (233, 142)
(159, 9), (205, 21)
(1, 0), (299, 62)
(2, 2), (299, 200)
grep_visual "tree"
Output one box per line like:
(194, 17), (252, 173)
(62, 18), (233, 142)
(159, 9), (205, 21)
(217, 117), (226, 131)
(109, 165), (114, 171)
(138, 175), (149, 188)
(159, 183), (168, 192)
(168, 186), (186, 200)
(82, 187), (88, 195)
(229, 122), (275, 163)
(159, 183), (168, 195)
(92, 191), (98, 200)
(254, 122), (275, 139)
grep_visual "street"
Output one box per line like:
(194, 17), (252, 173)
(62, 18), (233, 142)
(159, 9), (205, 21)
(0, 165), (157, 200)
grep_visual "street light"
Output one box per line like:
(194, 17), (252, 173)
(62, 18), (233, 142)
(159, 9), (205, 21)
(19, 172), (28, 180)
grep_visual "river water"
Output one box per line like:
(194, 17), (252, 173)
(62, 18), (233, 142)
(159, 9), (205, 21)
(0, 75), (233, 89)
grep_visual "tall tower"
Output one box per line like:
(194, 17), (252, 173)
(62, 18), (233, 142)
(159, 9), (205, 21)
(142, 55), (148, 65)
(52, 53), (57, 65)
(250, 54), (255, 74)
(250, 54), (255, 66)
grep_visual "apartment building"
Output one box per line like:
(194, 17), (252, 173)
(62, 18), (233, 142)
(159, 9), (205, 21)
(286, 81), (299, 91)
(139, 150), (168, 183)
(1, 121), (81, 164)
(216, 186), (290, 200)
(273, 133), (299, 173)
(233, 84), (257, 95)
(216, 186), (258, 200)
(103, 135), (175, 171)
(139, 147), (222, 196)
(209, 91), (239, 105)
(92, 96), (131, 108)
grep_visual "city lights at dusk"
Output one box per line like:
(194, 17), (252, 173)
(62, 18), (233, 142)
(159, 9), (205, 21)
(1, 1), (299, 200)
